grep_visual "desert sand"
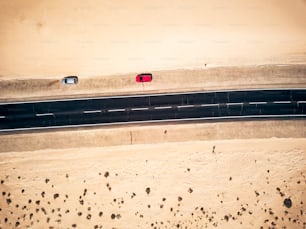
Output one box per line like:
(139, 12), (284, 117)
(0, 0), (306, 78)
(0, 120), (306, 228)
(0, 138), (305, 229)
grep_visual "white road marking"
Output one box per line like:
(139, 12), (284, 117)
(83, 110), (101, 114)
(1, 88), (304, 105)
(0, 116), (5, 118)
(36, 113), (54, 117)
(2, 114), (306, 132)
(272, 101), (291, 104)
(131, 107), (149, 111)
(200, 104), (219, 107)
(226, 102), (243, 106)
(108, 109), (126, 112)
(177, 105), (195, 108)
(249, 102), (267, 105)
(297, 101), (306, 103)
(154, 106), (172, 110)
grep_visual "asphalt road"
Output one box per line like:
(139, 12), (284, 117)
(0, 89), (305, 132)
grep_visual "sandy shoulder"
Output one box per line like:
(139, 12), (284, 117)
(1, 120), (305, 153)
(0, 64), (306, 102)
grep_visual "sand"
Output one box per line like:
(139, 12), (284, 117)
(0, 0), (306, 78)
(0, 120), (305, 228)
(0, 138), (305, 228)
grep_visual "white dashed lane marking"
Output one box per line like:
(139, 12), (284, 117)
(272, 101), (291, 104)
(0, 116), (5, 119)
(108, 109), (126, 112)
(177, 105), (195, 108)
(200, 104), (219, 107)
(33, 100), (302, 117)
(226, 102), (243, 106)
(249, 102), (268, 105)
(83, 110), (102, 114)
(131, 107), (149, 111)
(154, 106), (172, 110)
(36, 113), (54, 117)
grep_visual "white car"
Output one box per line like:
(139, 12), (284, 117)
(62, 76), (78, 85)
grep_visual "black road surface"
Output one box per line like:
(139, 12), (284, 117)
(0, 89), (305, 132)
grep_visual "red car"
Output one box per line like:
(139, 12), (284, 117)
(136, 73), (152, 82)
